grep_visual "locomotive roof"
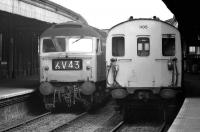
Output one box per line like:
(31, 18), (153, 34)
(109, 18), (179, 32)
(41, 21), (107, 38)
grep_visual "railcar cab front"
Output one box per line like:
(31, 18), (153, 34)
(106, 18), (182, 101)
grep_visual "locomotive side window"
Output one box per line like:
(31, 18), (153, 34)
(43, 38), (66, 53)
(96, 39), (102, 53)
(162, 34), (175, 56)
(137, 37), (150, 56)
(112, 37), (125, 56)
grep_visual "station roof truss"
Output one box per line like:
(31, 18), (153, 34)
(0, 0), (87, 24)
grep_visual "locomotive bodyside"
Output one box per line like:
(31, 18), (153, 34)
(106, 19), (182, 101)
(39, 22), (107, 110)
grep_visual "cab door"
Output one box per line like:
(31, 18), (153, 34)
(158, 34), (177, 86)
(96, 38), (105, 81)
(133, 36), (155, 87)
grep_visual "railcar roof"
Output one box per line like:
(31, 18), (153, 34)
(109, 18), (179, 32)
(41, 21), (106, 38)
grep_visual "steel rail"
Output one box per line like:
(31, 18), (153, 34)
(109, 121), (124, 132)
(51, 112), (87, 132)
(0, 112), (51, 132)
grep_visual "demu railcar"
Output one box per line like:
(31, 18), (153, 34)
(39, 21), (107, 110)
(106, 17), (182, 113)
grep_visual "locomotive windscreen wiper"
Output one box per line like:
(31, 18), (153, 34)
(72, 36), (84, 44)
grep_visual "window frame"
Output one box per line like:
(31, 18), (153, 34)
(162, 34), (176, 56)
(137, 36), (150, 57)
(112, 35), (125, 57)
(67, 36), (94, 53)
(41, 36), (66, 53)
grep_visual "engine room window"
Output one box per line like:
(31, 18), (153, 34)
(112, 37), (125, 56)
(137, 37), (150, 56)
(43, 38), (66, 53)
(162, 34), (175, 56)
(68, 38), (93, 53)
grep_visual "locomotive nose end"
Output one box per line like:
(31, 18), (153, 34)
(39, 82), (54, 95)
(111, 88), (127, 99)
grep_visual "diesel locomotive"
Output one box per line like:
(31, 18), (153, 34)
(39, 21), (107, 110)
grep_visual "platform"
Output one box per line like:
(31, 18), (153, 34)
(168, 72), (200, 132)
(0, 88), (35, 100)
(0, 78), (39, 100)
(168, 98), (200, 132)
(184, 73), (200, 97)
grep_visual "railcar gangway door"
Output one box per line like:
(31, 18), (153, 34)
(128, 36), (156, 88)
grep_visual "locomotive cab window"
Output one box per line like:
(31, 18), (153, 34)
(137, 37), (150, 56)
(112, 36), (125, 56)
(162, 34), (175, 56)
(68, 37), (93, 53)
(43, 38), (66, 53)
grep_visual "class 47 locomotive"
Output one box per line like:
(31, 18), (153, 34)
(39, 22), (107, 111)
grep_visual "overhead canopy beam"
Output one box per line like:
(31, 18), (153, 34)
(0, 0), (87, 24)
(162, 0), (200, 44)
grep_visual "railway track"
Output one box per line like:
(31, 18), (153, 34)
(1, 111), (87, 132)
(109, 121), (124, 132)
(109, 121), (166, 132)
(51, 102), (116, 132)
(51, 112), (87, 132)
(0, 112), (51, 132)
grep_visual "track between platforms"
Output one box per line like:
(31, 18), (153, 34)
(110, 121), (166, 132)
(51, 101), (117, 132)
(51, 112), (87, 132)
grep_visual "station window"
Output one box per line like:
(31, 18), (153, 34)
(162, 34), (175, 56)
(189, 46), (196, 54)
(137, 37), (150, 56)
(112, 36), (125, 56)
(189, 46), (200, 55)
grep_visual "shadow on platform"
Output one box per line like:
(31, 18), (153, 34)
(184, 72), (200, 97)
(0, 76), (39, 88)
